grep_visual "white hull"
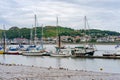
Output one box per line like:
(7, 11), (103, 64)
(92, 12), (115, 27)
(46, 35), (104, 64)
(51, 54), (70, 57)
(116, 47), (120, 55)
(22, 51), (46, 56)
(51, 47), (71, 57)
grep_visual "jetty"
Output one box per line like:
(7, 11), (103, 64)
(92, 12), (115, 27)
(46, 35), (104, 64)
(71, 55), (120, 59)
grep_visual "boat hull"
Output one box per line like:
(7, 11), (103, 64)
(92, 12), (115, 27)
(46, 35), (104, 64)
(50, 53), (70, 57)
(0, 51), (4, 54)
(5, 51), (20, 55)
(22, 51), (47, 56)
(71, 51), (95, 57)
(103, 54), (120, 56)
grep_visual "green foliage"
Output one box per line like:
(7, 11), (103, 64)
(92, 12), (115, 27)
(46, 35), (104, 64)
(76, 39), (80, 43)
(89, 39), (96, 42)
(0, 29), (3, 38)
(67, 38), (73, 42)
(0, 26), (120, 39)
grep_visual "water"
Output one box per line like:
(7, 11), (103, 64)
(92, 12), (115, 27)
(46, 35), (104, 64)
(0, 44), (120, 73)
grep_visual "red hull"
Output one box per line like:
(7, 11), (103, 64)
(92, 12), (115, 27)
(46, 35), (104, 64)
(5, 52), (20, 55)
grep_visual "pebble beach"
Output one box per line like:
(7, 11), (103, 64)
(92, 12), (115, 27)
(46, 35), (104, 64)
(0, 63), (120, 80)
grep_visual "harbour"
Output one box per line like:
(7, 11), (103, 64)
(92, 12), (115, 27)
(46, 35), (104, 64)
(1, 0), (120, 79)
(0, 44), (120, 73)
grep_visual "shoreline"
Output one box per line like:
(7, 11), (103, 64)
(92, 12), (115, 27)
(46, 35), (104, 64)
(0, 63), (120, 80)
(61, 42), (119, 45)
(6, 42), (120, 46)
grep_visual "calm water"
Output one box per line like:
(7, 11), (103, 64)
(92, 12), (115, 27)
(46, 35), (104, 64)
(0, 44), (120, 73)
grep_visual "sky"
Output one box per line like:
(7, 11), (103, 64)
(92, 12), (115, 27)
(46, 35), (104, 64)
(0, 0), (120, 32)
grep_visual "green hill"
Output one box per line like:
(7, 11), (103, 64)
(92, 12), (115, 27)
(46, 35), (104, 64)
(0, 26), (120, 39)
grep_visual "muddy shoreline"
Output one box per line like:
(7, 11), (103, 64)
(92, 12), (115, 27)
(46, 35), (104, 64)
(0, 63), (120, 80)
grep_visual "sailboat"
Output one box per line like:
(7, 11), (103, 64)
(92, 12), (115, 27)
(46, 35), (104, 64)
(103, 44), (120, 56)
(114, 45), (120, 56)
(71, 16), (95, 57)
(51, 17), (71, 57)
(3, 25), (22, 55)
(7, 46), (22, 55)
(0, 28), (4, 54)
(0, 25), (6, 54)
(22, 15), (47, 56)
(0, 45), (4, 54)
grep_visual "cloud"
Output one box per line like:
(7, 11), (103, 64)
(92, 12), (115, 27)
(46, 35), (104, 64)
(0, 0), (120, 32)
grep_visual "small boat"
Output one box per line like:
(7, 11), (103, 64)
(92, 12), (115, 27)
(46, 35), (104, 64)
(71, 16), (96, 57)
(0, 46), (4, 54)
(103, 44), (120, 56)
(18, 44), (27, 51)
(51, 46), (71, 57)
(22, 50), (47, 56)
(22, 15), (49, 56)
(103, 54), (120, 56)
(71, 46), (95, 57)
(50, 17), (71, 57)
(115, 45), (120, 56)
(6, 47), (22, 55)
(22, 45), (47, 56)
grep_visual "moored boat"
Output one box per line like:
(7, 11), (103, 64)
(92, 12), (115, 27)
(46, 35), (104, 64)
(71, 46), (95, 57)
(22, 49), (47, 56)
(0, 46), (4, 54)
(22, 15), (49, 56)
(22, 45), (48, 56)
(50, 17), (71, 57)
(103, 44), (120, 56)
(71, 16), (96, 57)
(6, 47), (22, 55)
(103, 54), (120, 56)
(51, 46), (71, 57)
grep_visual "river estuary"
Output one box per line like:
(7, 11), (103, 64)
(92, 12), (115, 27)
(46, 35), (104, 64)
(0, 44), (120, 73)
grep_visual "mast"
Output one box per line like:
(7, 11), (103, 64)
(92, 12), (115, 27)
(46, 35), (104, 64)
(30, 25), (33, 45)
(84, 16), (87, 46)
(84, 16), (95, 49)
(41, 24), (43, 49)
(3, 25), (6, 52)
(56, 16), (61, 48)
(56, 16), (58, 37)
(84, 16), (87, 35)
(34, 14), (37, 45)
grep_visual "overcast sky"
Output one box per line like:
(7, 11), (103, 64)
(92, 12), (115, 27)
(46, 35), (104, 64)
(0, 0), (120, 32)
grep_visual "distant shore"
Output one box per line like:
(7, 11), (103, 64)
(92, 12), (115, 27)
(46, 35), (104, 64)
(0, 63), (120, 80)
(50, 42), (119, 45)
(5, 42), (119, 46)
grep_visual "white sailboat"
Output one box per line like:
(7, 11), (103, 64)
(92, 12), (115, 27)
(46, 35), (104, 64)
(71, 16), (95, 57)
(0, 26), (5, 54)
(103, 44), (120, 56)
(51, 17), (71, 57)
(22, 15), (47, 56)
(115, 45), (120, 56)
(0, 46), (4, 54)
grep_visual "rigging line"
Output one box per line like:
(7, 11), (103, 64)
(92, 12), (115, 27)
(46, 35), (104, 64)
(86, 17), (97, 50)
